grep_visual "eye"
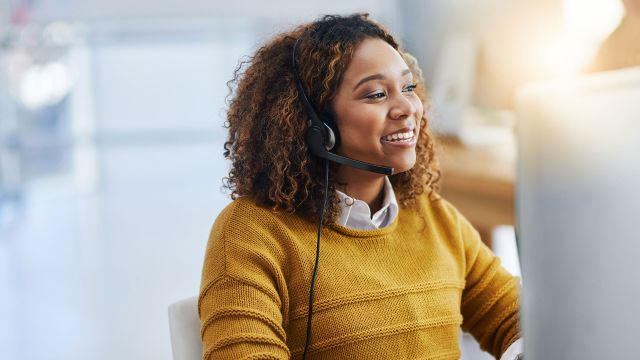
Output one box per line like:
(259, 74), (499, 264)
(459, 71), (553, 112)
(365, 91), (386, 100)
(403, 84), (418, 92)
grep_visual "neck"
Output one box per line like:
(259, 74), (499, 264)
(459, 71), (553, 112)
(335, 166), (386, 214)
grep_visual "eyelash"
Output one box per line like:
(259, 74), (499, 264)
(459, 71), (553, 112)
(366, 84), (418, 100)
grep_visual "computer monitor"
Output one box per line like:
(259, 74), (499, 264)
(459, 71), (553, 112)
(515, 66), (640, 359)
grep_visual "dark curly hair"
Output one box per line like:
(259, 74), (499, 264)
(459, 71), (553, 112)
(222, 13), (440, 224)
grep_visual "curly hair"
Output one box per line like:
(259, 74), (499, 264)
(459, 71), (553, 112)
(222, 13), (440, 224)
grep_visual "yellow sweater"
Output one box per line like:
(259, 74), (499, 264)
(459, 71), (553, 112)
(199, 193), (520, 359)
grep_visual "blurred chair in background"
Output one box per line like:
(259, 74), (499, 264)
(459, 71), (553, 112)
(168, 297), (202, 360)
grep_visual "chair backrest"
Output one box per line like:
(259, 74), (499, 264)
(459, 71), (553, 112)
(168, 296), (202, 360)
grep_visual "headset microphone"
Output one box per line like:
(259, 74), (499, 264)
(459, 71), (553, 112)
(304, 123), (394, 175)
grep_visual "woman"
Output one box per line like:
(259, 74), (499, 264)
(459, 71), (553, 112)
(199, 13), (522, 360)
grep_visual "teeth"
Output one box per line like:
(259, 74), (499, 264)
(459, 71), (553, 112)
(382, 130), (414, 142)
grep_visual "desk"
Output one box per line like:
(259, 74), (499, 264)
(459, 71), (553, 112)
(437, 137), (516, 247)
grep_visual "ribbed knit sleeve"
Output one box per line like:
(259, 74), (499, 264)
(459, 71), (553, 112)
(457, 209), (521, 358)
(198, 200), (292, 360)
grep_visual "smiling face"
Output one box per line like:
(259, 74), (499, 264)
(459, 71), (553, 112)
(331, 37), (424, 176)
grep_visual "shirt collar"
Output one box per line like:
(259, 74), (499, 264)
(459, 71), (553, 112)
(335, 176), (399, 230)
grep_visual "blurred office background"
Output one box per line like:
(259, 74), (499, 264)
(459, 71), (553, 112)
(0, 0), (631, 359)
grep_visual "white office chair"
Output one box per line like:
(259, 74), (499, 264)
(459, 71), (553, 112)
(168, 296), (202, 360)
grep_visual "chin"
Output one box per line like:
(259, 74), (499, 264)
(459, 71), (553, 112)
(389, 159), (416, 174)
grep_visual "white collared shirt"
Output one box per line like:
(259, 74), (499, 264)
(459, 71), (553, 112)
(335, 176), (398, 230)
(334, 177), (524, 359)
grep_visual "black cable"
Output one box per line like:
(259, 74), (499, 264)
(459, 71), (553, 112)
(302, 159), (329, 360)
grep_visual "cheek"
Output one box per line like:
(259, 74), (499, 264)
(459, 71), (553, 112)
(339, 109), (385, 140)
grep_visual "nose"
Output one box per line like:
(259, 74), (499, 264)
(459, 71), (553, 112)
(389, 92), (417, 120)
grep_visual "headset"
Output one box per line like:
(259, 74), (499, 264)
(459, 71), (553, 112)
(291, 35), (393, 360)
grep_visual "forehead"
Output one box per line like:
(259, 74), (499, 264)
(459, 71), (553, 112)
(341, 38), (409, 84)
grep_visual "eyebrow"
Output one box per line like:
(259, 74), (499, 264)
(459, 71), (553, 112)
(353, 68), (412, 91)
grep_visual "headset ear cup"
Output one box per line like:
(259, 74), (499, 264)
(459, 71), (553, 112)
(305, 124), (324, 152)
(321, 115), (341, 150)
(323, 123), (336, 150)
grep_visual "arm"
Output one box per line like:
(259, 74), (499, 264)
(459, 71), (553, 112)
(198, 203), (291, 360)
(199, 276), (290, 359)
(458, 213), (521, 358)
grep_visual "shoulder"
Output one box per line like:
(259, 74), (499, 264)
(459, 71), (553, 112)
(212, 197), (280, 232)
(207, 196), (312, 259)
(215, 196), (313, 232)
(202, 197), (301, 286)
(413, 191), (468, 229)
(408, 192), (481, 250)
(209, 197), (306, 249)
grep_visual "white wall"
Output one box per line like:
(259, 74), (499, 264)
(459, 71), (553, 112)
(399, 0), (563, 108)
(0, 1), (8, 36)
(26, 0), (401, 32)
